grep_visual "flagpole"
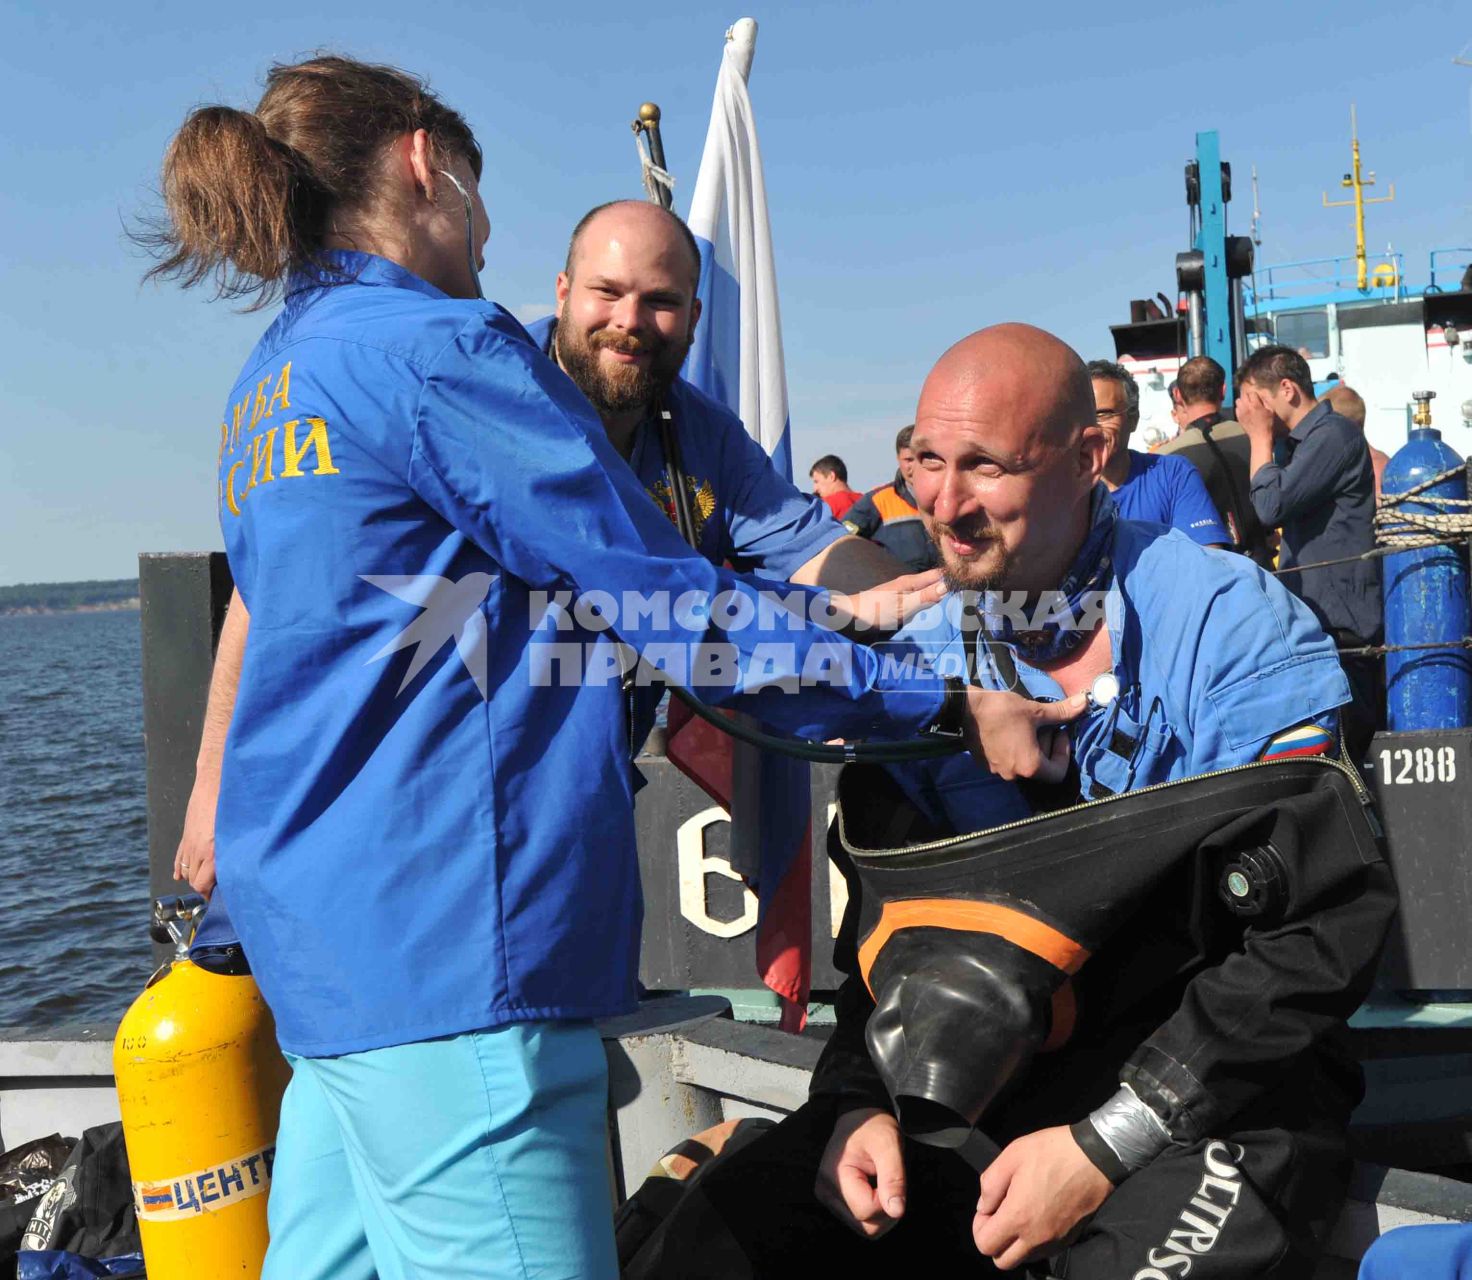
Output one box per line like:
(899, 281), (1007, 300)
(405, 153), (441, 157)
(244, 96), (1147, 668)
(631, 102), (674, 211)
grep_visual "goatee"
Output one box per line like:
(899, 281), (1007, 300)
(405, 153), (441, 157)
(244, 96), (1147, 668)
(929, 520), (1011, 591)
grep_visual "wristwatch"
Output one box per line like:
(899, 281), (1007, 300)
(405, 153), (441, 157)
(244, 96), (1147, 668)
(926, 675), (968, 739)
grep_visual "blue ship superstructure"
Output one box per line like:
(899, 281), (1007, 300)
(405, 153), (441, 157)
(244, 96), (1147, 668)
(1107, 129), (1472, 461)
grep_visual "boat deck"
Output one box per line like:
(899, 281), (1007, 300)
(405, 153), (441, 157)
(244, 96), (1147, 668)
(7, 1003), (1468, 1275)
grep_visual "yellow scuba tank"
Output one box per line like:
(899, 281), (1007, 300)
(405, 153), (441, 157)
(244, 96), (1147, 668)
(114, 896), (290, 1280)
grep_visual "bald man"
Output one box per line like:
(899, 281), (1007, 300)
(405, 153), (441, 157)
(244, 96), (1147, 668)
(1322, 384), (1388, 496)
(630, 326), (1389, 1280)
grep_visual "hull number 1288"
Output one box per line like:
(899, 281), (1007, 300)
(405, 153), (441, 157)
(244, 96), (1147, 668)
(1377, 746), (1457, 785)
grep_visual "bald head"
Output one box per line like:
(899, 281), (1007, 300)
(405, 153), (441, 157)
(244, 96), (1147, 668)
(564, 200), (701, 293)
(910, 324), (1108, 595)
(1322, 384), (1366, 430)
(919, 324), (1097, 451)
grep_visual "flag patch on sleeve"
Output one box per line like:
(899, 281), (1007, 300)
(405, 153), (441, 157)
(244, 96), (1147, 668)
(1261, 723), (1336, 760)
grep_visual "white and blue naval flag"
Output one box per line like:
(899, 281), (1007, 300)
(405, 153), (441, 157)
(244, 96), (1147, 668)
(685, 17), (794, 482)
(679, 17), (813, 1031)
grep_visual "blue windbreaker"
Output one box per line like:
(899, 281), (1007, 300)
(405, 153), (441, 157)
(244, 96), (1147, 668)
(885, 519), (1350, 833)
(211, 252), (943, 1055)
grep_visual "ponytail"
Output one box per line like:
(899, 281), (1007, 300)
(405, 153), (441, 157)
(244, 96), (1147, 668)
(139, 56), (479, 308)
(143, 106), (323, 306)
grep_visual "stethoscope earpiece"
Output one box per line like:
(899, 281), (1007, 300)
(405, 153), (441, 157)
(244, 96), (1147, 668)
(436, 168), (484, 301)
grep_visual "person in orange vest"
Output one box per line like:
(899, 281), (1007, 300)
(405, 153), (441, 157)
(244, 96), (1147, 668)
(843, 426), (939, 572)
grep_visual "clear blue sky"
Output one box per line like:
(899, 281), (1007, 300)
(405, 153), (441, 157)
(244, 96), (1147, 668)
(2, 0), (1468, 585)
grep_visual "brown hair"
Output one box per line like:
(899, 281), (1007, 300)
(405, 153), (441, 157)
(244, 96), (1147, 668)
(1176, 355), (1226, 406)
(141, 55), (480, 307)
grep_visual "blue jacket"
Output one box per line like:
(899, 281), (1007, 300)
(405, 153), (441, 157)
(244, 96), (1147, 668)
(886, 518), (1350, 833)
(210, 252), (943, 1055)
(842, 474), (939, 573)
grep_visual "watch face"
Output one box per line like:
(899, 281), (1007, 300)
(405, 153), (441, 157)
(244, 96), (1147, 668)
(1089, 672), (1121, 709)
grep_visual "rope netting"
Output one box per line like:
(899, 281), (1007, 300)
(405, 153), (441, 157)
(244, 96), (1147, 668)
(1373, 460), (1472, 550)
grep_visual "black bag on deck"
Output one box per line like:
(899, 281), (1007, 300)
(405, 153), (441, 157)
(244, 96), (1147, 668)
(18, 1126), (138, 1263)
(0, 1135), (75, 1278)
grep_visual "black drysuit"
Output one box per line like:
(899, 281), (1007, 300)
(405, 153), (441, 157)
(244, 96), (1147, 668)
(628, 759), (1396, 1279)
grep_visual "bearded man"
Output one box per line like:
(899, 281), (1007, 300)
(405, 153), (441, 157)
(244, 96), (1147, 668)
(529, 200), (917, 598)
(629, 324), (1392, 1280)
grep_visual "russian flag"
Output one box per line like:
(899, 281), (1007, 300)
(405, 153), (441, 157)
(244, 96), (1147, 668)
(677, 16), (812, 1032)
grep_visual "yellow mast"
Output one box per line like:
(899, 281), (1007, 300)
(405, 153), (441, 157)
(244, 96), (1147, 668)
(1322, 104), (1395, 290)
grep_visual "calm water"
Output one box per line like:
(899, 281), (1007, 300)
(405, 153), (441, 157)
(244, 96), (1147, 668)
(0, 611), (151, 1027)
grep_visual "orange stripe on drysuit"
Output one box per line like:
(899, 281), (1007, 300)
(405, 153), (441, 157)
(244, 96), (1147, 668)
(857, 899), (1090, 1054)
(857, 899), (1090, 992)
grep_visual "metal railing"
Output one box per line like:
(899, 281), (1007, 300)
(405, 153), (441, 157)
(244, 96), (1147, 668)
(1245, 253), (1409, 312)
(1427, 248), (1472, 293)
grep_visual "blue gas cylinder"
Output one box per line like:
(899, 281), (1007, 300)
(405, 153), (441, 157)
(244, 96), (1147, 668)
(1382, 426), (1472, 730)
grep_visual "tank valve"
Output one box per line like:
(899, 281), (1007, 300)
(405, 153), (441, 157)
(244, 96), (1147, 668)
(149, 894), (207, 958)
(1412, 390), (1436, 429)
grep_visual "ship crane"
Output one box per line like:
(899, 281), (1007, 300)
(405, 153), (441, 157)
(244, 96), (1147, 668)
(1106, 131), (1254, 406)
(1174, 132), (1255, 400)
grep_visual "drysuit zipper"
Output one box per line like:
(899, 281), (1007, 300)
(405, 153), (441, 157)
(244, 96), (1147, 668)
(838, 752), (1374, 861)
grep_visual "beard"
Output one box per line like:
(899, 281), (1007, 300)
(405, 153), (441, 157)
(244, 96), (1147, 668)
(555, 304), (691, 415)
(928, 516), (1013, 592)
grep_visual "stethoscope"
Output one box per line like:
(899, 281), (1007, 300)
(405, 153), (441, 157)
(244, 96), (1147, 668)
(963, 609), (1122, 714)
(648, 405), (965, 763)
(437, 169), (485, 301)
(964, 607), (1159, 801)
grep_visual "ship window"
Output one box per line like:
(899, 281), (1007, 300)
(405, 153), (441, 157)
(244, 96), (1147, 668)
(1273, 309), (1330, 358)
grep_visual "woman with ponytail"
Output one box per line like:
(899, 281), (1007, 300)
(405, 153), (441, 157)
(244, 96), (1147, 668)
(147, 53), (962, 1280)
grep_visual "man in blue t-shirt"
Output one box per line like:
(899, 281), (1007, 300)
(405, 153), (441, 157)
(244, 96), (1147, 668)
(1088, 359), (1229, 548)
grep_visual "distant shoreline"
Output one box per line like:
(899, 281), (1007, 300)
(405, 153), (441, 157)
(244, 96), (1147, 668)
(0, 578), (141, 617)
(0, 599), (141, 618)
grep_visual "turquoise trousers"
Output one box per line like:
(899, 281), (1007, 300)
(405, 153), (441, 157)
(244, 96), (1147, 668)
(1359, 1224), (1472, 1278)
(261, 1021), (617, 1279)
